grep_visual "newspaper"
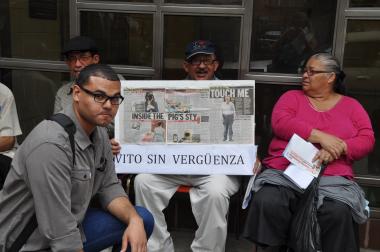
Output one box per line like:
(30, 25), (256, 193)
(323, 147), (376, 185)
(115, 80), (257, 175)
(118, 83), (255, 145)
(283, 134), (321, 189)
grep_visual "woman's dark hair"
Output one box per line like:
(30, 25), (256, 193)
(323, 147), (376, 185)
(75, 64), (119, 87)
(223, 95), (232, 102)
(309, 53), (346, 94)
(145, 91), (155, 101)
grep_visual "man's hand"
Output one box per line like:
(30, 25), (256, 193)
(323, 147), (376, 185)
(120, 216), (147, 252)
(107, 197), (148, 252)
(252, 157), (262, 175)
(0, 136), (15, 152)
(110, 138), (121, 156)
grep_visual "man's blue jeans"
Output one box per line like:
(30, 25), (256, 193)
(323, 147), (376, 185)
(82, 206), (154, 252)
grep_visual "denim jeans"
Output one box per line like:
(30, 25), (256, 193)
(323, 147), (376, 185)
(222, 114), (234, 141)
(82, 206), (154, 252)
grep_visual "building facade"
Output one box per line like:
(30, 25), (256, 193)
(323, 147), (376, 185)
(0, 0), (379, 249)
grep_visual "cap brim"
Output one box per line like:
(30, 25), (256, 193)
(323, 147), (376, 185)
(186, 51), (214, 60)
(62, 49), (98, 55)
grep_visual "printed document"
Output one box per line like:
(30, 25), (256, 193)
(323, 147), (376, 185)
(283, 134), (321, 189)
(242, 173), (257, 209)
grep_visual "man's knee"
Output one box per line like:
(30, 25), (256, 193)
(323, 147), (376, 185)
(135, 206), (155, 238)
(203, 175), (239, 198)
(134, 174), (151, 191)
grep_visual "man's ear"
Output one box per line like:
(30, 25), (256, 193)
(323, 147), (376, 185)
(183, 61), (190, 73)
(72, 85), (81, 102)
(213, 60), (220, 72)
(93, 54), (100, 64)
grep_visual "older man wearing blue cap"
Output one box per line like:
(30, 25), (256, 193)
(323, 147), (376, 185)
(134, 40), (239, 252)
(183, 40), (220, 80)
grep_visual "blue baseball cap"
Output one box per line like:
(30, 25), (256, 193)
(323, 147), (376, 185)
(185, 40), (216, 60)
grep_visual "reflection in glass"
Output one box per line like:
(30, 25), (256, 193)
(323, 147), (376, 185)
(350, 0), (380, 7)
(362, 186), (380, 208)
(0, 69), (70, 142)
(165, 0), (241, 4)
(81, 12), (153, 66)
(163, 15), (241, 80)
(344, 20), (380, 176)
(0, 0), (70, 60)
(82, 0), (153, 2)
(250, 0), (337, 74)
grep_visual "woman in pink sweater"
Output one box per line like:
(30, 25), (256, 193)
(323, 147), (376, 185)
(243, 53), (374, 252)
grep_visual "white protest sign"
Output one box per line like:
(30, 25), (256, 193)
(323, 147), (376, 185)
(114, 144), (257, 175)
(115, 80), (256, 175)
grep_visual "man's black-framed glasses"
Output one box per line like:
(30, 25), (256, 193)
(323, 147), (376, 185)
(302, 68), (332, 77)
(188, 57), (216, 66)
(78, 85), (124, 105)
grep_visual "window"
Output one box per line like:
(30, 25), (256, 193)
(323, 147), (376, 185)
(164, 0), (242, 5)
(0, 69), (70, 141)
(343, 19), (380, 177)
(362, 186), (380, 208)
(83, 0), (153, 2)
(250, 0), (337, 74)
(0, 0), (70, 60)
(163, 15), (241, 80)
(80, 11), (153, 66)
(350, 0), (380, 7)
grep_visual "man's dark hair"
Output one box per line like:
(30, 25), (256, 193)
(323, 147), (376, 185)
(76, 64), (120, 87)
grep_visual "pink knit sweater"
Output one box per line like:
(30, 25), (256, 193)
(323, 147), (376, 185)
(263, 90), (375, 179)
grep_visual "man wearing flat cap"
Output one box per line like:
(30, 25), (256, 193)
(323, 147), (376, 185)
(134, 40), (239, 252)
(55, 36), (121, 154)
(54, 36), (100, 114)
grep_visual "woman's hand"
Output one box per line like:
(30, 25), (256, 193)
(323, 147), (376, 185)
(252, 157), (262, 175)
(309, 129), (347, 159)
(312, 148), (334, 166)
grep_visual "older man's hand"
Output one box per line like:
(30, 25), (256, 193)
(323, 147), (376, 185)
(110, 138), (121, 156)
(252, 157), (262, 175)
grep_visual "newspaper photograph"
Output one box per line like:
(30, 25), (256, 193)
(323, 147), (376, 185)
(120, 88), (167, 144)
(115, 80), (257, 175)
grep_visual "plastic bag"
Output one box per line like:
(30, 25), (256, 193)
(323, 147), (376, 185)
(288, 178), (322, 252)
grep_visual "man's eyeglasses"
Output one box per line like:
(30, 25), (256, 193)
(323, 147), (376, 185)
(78, 85), (124, 105)
(66, 53), (93, 63)
(188, 58), (216, 66)
(302, 68), (332, 77)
